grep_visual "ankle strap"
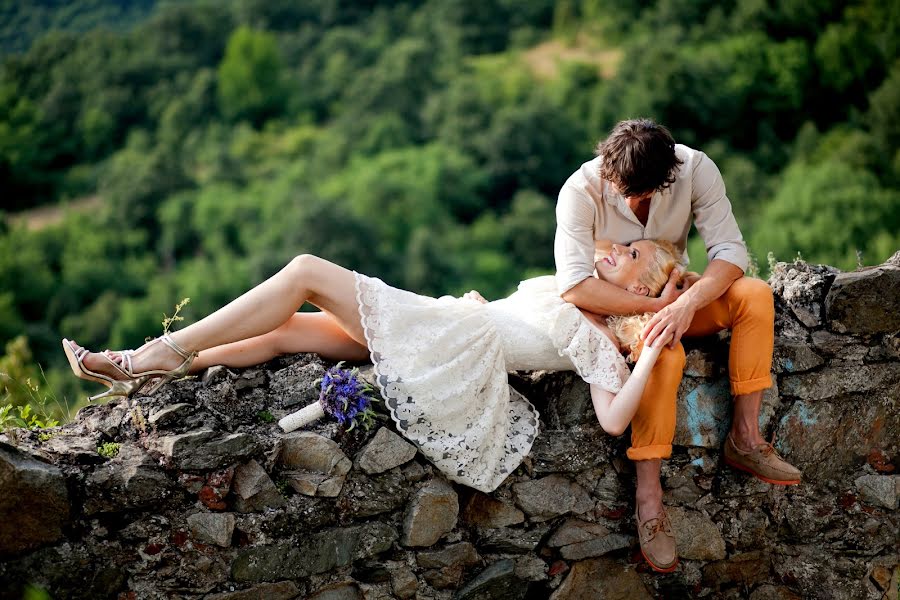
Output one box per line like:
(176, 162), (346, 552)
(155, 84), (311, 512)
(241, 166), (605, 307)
(161, 333), (196, 359)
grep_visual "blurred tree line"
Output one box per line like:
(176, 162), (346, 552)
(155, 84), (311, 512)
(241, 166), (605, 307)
(0, 0), (897, 417)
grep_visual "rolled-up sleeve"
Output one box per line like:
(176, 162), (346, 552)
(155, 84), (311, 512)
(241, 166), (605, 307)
(554, 185), (597, 294)
(691, 152), (749, 272)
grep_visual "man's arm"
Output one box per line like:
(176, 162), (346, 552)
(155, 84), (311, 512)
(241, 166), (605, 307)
(554, 183), (682, 315)
(641, 151), (749, 347)
(641, 258), (742, 347)
(562, 271), (681, 316)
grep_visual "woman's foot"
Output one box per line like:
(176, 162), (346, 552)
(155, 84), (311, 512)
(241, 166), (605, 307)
(67, 339), (186, 381)
(102, 338), (192, 377)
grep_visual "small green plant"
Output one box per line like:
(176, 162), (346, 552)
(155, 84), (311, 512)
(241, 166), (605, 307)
(0, 402), (60, 433)
(794, 250), (803, 263)
(132, 404), (147, 435)
(766, 251), (778, 272)
(257, 409), (275, 423)
(97, 442), (120, 459)
(275, 478), (291, 496)
(146, 297), (191, 343)
(23, 583), (52, 600)
(38, 431), (56, 442)
(856, 249), (864, 269)
(746, 253), (760, 279)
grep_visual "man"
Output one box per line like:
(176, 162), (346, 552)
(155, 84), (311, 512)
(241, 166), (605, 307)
(554, 118), (801, 573)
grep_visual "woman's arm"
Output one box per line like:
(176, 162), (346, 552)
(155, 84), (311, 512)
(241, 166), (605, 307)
(589, 338), (666, 436)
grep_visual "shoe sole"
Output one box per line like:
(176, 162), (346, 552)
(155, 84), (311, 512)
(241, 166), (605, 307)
(62, 339), (112, 387)
(640, 548), (678, 573)
(724, 457), (801, 485)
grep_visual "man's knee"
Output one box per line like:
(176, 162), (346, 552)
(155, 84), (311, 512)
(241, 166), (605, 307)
(727, 277), (774, 319)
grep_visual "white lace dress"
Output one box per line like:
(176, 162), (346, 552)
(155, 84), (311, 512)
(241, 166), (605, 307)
(354, 273), (631, 493)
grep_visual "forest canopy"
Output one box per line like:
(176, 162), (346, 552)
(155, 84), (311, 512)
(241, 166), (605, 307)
(0, 0), (897, 418)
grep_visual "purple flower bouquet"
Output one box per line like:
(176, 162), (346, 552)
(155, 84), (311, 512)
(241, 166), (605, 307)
(278, 362), (380, 433)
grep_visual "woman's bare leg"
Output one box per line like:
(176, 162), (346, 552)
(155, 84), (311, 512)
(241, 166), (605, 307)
(189, 311), (369, 373)
(78, 255), (365, 377)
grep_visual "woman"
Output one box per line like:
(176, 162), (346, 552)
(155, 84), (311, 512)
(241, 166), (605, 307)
(63, 239), (683, 493)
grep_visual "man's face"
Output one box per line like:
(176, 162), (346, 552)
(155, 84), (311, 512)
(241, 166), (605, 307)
(612, 184), (654, 203)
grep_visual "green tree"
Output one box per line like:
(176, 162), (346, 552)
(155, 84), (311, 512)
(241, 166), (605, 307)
(217, 26), (287, 126)
(750, 161), (900, 270)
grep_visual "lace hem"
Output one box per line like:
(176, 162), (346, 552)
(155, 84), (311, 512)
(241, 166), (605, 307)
(353, 272), (541, 493)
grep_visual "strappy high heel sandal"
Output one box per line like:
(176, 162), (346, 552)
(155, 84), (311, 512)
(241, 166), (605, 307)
(113, 333), (198, 395)
(62, 339), (152, 402)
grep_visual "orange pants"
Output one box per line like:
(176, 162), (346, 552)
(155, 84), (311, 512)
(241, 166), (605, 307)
(626, 277), (775, 461)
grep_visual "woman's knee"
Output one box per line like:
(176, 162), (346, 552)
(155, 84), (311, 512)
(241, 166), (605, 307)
(654, 343), (686, 371)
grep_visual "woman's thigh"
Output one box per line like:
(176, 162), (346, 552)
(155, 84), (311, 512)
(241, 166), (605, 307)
(295, 254), (367, 344)
(276, 312), (369, 361)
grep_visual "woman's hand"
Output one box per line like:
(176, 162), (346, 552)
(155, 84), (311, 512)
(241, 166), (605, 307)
(462, 290), (488, 304)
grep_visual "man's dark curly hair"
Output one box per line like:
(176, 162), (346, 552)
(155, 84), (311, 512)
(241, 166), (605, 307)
(595, 119), (684, 198)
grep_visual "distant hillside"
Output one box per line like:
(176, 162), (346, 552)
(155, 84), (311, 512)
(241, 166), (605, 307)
(0, 0), (183, 55)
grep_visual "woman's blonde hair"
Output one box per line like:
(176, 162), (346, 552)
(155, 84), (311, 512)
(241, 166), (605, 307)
(600, 239), (685, 361)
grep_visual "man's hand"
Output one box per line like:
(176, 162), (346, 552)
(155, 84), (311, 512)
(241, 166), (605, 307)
(641, 297), (696, 349)
(654, 269), (686, 310)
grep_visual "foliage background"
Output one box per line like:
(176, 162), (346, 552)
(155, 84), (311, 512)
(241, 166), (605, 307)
(0, 0), (897, 420)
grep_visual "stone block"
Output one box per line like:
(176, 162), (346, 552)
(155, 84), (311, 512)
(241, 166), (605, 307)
(768, 261), (838, 328)
(279, 431), (352, 497)
(675, 378), (780, 448)
(558, 533), (633, 560)
(455, 559), (528, 600)
(772, 342), (824, 374)
(781, 363), (900, 400)
(667, 506), (726, 560)
(152, 429), (259, 470)
(529, 425), (614, 473)
(84, 444), (172, 515)
(148, 403), (193, 427)
(0, 442), (69, 557)
(854, 474), (899, 509)
(308, 582), (363, 600)
(188, 512), (236, 547)
(232, 459), (286, 512)
(401, 479), (459, 547)
(461, 492), (525, 528)
(205, 581), (300, 600)
(269, 361), (325, 408)
(550, 557), (652, 600)
(390, 567), (417, 599)
(339, 469), (408, 515)
(825, 265), (900, 334)
(775, 397), (900, 480)
(546, 519), (610, 547)
(355, 427), (417, 474)
(512, 474), (593, 521)
(477, 525), (549, 554)
(232, 522), (397, 582)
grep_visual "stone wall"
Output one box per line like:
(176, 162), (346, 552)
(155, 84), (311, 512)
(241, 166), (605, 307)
(1, 255), (898, 600)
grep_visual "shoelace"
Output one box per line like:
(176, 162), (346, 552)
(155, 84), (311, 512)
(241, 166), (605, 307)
(642, 513), (672, 538)
(758, 431), (779, 457)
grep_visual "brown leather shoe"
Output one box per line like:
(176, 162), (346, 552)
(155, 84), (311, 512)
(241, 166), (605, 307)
(635, 505), (678, 573)
(723, 432), (802, 485)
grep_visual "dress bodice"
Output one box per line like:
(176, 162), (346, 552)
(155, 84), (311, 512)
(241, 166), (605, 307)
(485, 276), (632, 390)
(484, 282), (577, 372)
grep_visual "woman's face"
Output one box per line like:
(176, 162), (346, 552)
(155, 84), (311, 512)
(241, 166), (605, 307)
(595, 239), (657, 295)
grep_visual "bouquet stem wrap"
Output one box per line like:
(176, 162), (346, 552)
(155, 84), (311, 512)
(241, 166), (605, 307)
(279, 402), (325, 432)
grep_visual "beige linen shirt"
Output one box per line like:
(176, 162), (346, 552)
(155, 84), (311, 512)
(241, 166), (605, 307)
(554, 144), (749, 294)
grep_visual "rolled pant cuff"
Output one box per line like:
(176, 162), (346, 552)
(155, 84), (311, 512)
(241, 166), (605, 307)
(627, 444), (672, 461)
(731, 374), (772, 396)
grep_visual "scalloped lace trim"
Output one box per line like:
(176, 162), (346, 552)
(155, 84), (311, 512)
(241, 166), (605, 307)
(353, 271), (540, 493)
